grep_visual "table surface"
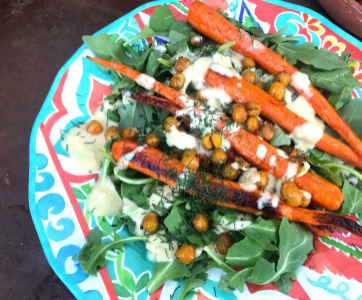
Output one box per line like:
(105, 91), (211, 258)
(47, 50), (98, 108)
(0, 0), (360, 299)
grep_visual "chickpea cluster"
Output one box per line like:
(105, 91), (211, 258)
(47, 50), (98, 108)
(241, 57), (265, 90)
(268, 71), (291, 103)
(231, 102), (275, 141)
(281, 181), (311, 208)
(170, 57), (192, 90)
(86, 121), (140, 142)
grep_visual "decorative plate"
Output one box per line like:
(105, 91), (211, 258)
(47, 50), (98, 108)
(29, 0), (362, 299)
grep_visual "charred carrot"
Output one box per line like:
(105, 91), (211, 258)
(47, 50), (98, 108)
(111, 139), (362, 237)
(303, 224), (332, 237)
(221, 126), (344, 211)
(87, 56), (187, 109)
(187, 1), (362, 159)
(205, 70), (362, 168)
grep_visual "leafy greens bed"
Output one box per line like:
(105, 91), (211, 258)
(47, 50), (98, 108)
(70, 4), (362, 299)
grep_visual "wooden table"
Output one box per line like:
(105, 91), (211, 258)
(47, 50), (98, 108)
(0, 0), (358, 299)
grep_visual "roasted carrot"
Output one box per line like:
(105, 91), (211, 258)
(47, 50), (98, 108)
(111, 139), (362, 237)
(87, 56), (187, 109)
(205, 70), (362, 168)
(89, 59), (343, 210)
(303, 224), (332, 237)
(187, 1), (362, 159)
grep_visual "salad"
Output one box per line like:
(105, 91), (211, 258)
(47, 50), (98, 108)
(63, 2), (362, 298)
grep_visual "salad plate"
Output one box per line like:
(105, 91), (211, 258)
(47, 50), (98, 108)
(29, 0), (362, 299)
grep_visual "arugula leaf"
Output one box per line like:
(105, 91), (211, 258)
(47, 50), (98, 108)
(226, 237), (271, 267)
(243, 217), (281, 251)
(274, 272), (297, 295)
(168, 21), (194, 36)
(170, 30), (190, 53)
(219, 267), (254, 293)
(146, 261), (192, 295)
(115, 168), (155, 185)
(121, 182), (157, 209)
(123, 26), (156, 47)
(270, 124), (291, 147)
(328, 86), (352, 110)
(177, 258), (209, 300)
(164, 204), (189, 241)
(276, 42), (348, 70)
(149, 5), (176, 32)
(248, 218), (313, 285)
(307, 156), (342, 186)
(107, 109), (120, 122)
(300, 66), (360, 94)
(337, 180), (362, 214)
(325, 99), (362, 143)
(73, 227), (147, 276)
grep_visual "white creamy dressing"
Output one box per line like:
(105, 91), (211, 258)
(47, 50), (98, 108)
(165, 126), (211, 156)
(290, 71), (313, 97)
(269, 155), (277, 167)
(148, 185), (177, 216)
(238, 168), (260, 191)
(277, 149), (289, 159)
(200, 88), (233, 112)
(210, 63), (242, 79)
(257, 192), (279, 210)
(258, 73), (274, 84)
(220, 137), (231, 151)
(62, 105), (118, 172)
(214, 214), (253, 234)
(284, 86), (295, 104)
(86, 175), (123, 217)
(297, 162), (310, 177)
(301, 190), (311, 200)
(135, 74), (156, 90)
(146, 230), (178, 262)
(122, 197), (148, 236)
(256, 145), (267, 160)
(116, 145), (145, 170)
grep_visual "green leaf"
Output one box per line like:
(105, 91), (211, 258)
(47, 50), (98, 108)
(114, 284), (131, 297)
(164, 204), (189, 241)
(169, 30), (189, 53)
(109, 33), (120, 43)
(328, 86), (352, 110)
(149, 5), (176, 32)
(243, 217), (281, 251)
(135, 273), (150, 293)
(226, 237), (271, 267)
(337, 180), (362, 214)
(325, 99), (362, 143)
(307, 156), (342, 186)
(121, 182), (154, 209)
(120, 268), (136, 292)
(275, 272), (297, 295)
(81, 183), (91, 195)
(123, 26), (156, 47)
(73, 227), (147, 276)
(177, 258), (209, 300)
(183, 291), (200, 299)
(247, 258), (278, 284)
(147, 261), (192, 295)
(219, 267), (254, 293)
(72, 187), (86, 200)
(276, 42), (348, 70)
(168, 21), (194, 36)
(106, 109), (120, 123)
(270, 124), (291, 147)
(300, 66), (360, 94)
(97, 217), (113, 236)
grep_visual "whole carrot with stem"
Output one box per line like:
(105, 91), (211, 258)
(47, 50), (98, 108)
(187, 1), (362, 159)
(111, 139), (360, 237)
(205, 69), (362, 168)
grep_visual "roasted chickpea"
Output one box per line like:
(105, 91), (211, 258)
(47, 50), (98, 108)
(242, 57), (255, 70)
(246, 101), (261, 117)
(192, 213), (209, 232)
(256, 121), (275, 141)
(232, 104), (247, 123)
(201, 134), (213, 150)
(190, 35), (203, 47)
(255, 81), (265, 91)
(275, 71), (291, 86)
(199, 154), (210, 169)
(87, 120), (103, 135)
(300, 195), (311, 208)
(211, 148), (227, 166)
(182, 149), (200, 171)
(222, 163), (241, 181)
(104, 126), (122, 141)
(235, 156), (250, 170)
(121, 127), (139, 141)
(175, 57), (191, 73)
(246, 117), (259, 133)
(211, 132), (222, 149)
(175, 244), (196, 264)
(242, 70), (256, 84)
(281, 181), (303, 207)
(216, 233), (235, 255)
(170, 73), (186, 90)
(141, 212), (159, 233)
(268, 82), (286, 102)
(164, 117), (181, 132)
(145, 133), (160, 147)
(256, 171), (269, 190)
